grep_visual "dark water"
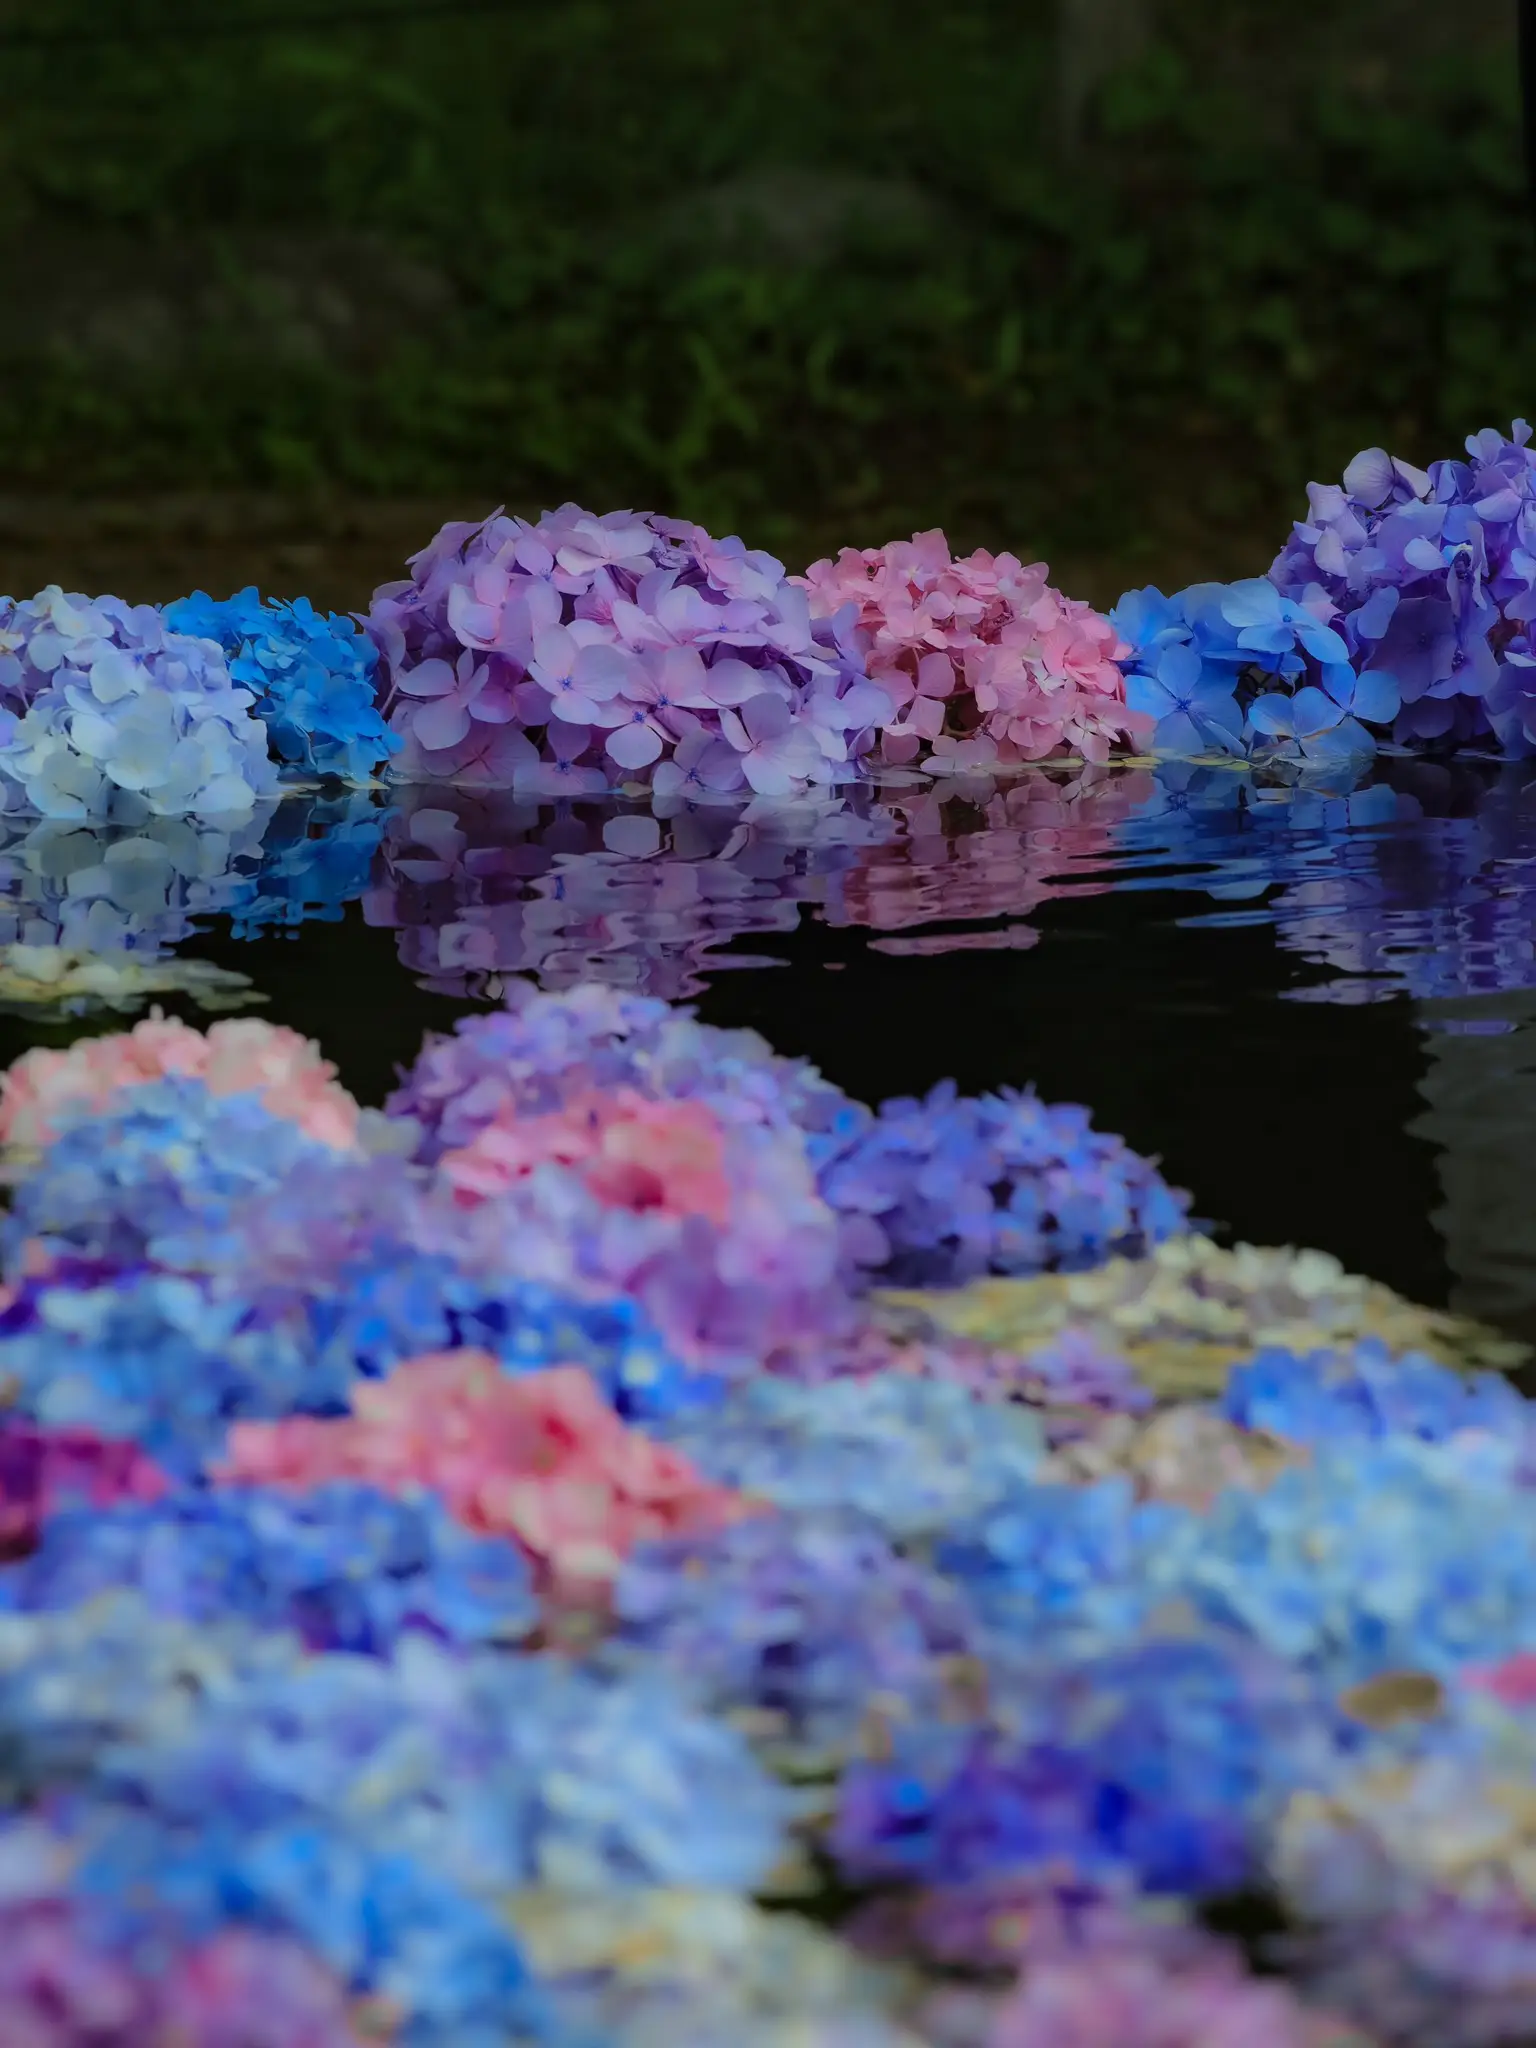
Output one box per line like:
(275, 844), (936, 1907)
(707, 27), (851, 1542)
(9, 754), (1536, 1341)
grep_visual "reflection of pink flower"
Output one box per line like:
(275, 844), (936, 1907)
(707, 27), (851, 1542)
(0, 1014), (361, 1151)
(219, 1354), (752, 1610)
(439, 1087), (733, 1226)
(796, 531), (1148, 774)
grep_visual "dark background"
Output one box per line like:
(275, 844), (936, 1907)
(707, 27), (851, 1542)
(0, 0), (1528, 612)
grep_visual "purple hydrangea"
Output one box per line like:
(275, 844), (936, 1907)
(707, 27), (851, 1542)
(1269, 423), (1536, 753)
(817, 1079), (1191, 1286)
(365, 505), (873, 795)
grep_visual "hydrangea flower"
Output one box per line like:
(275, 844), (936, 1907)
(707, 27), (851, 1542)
(654, 1374), (1043, 1544)
(0, 586), (279, 820)
(511, 1888), (918, 2048)
(1269, 423), (1536, 754)
(817, 1079), (1190, 1286)
(1110, 579), (1383, 764)
(0, 1265), (349, 1475)
(1218, 1340), (1535, 1453)
(217, 1355), (755, 1610)
(165, 587), (398, 785)
(2, 1077), (339, 1273)
(611, 1508), (983, 1769)
(0, 1011), (360, 1155)
(365, 505), (867, 794)
(95, 1637), (794, 1895)
(830, 1636), (1335, 1899)
(0, 1482), (539, 1655)
(0, 1419), (167, 1558)
(26, 1809), (547, 2048)
(0, 1891), (368, 2048)
(796, 530), (1147, 773)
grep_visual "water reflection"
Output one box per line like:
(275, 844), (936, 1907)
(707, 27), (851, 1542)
(5, 762), (1536, 1335)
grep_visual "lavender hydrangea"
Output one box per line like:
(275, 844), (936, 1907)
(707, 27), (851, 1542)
(365, 505), (873, 794)
(165, 587), (398, 785)
(0, 1483), (538, 1654)
(0, 587), (279, 820)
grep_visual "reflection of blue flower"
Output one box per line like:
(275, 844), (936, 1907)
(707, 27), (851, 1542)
(165, 588), (398, 786)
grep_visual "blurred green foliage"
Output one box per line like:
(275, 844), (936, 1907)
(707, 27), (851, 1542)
(0, 0), (1529, 573)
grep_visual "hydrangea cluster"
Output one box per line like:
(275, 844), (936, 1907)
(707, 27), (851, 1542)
(1270, 425), (1536, 752)
(1114, 421), (1536, 766)
(165, 587), (399, 785)
(797, 530), (1147, 773)
(5, 987), (1536, 2038)
(218, 1355), (754, 1610)
(365, 504), (872, 794)
(0, 1010), (361, 1154)
(1, 1481), (539, 1653)
(0, 586), (279, 819)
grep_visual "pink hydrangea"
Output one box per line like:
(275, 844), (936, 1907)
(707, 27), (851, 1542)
(365, 505), (873, 796)
(796, 531), (1151, 773)
(218, 1354), (756, 1610)
(437, 1087), (734, 1223)
(0, 1014), (361, 1153)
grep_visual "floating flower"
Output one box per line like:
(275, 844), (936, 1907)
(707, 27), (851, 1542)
(655, 1374), (1043, 1544)
(218, 1354), (756, 1608)
(797, 531), (1148, 773)
(366, 505), (864, 794)
(0, 586), (279, 820)
(0, 1012), (361, 1154)
(1, 1482), (539, 1655)
(0, 941), (259, 1018)
(0, 1419), (167, 1558)
(611, 1508), (982, 1770)
(165, 586), (398, 785)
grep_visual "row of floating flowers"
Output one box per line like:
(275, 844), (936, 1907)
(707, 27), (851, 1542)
(3, 422), (1536, 823)
(3, 980), (1536, 2043)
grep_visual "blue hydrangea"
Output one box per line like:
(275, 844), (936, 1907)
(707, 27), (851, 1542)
(1147, 1438), (1536, 1682)
(0, 587), (279, 821)
(817, 1080), (1191, 1287)
(611, 1508), (982, 1767)
(0, 1483), (538, 1655)
(223, 788), (391, 937)
(933, 1478), (1185, 1659)
(1219, 1340), (1535, 1451)
(165, 587), (398, 785)
(53, 1809), (551, 2048)
(1111, 578), (1390, 765)
(830, 1635), (1336, 1898)
(2, 1077), (329, 1273)
(655, 1374), (1044, 1542)
(0, 1267), (350, 1473)
(98, 1640), (795, 1896)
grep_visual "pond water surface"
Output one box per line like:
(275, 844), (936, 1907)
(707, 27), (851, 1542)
(10, 754), (1536, 1344)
